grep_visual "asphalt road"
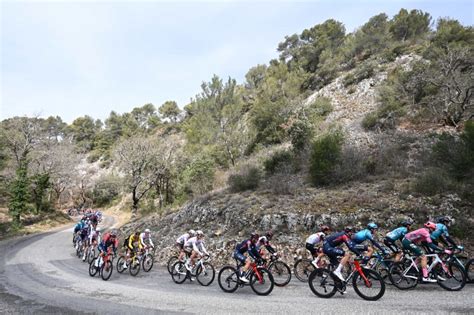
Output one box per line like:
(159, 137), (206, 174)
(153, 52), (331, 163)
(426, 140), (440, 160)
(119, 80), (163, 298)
(0, 218), (473, 314)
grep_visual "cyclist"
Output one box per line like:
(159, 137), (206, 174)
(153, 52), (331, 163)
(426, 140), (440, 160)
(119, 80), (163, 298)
(140, 228), (155, 251)
(95, 230), (118, 267)
(184, 230), (209, 271)
(431, 216), (458, 248)
(351, 223), (387, 263)
(305, 225), (330, 267)
(323, 227), (359, 281)
(233, 233), (262, 283)
(402, 221), (451, 283)
(176, 229), (196, 261)
(73, 219), (86, 244)
(122, 231), (143, 270)
(384, 219), (413, 262)
(257, 230), (277, 256)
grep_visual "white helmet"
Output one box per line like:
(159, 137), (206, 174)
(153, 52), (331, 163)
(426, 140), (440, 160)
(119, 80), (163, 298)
(188, 229), (196, 236)
(196, 230), (204, 237)
(144, 228), (151, 233)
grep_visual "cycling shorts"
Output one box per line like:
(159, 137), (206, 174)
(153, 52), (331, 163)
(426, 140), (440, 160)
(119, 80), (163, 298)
(305, 243), (319, 256)
(184, 246), (193, 254)
(402, 238), (424, 256)
(384, 237), (399, 253)
(233, 250), (247, 264)
(323, 243), (345, 265)
(350, 243), (368, 256)
(176, 242), (184, 250)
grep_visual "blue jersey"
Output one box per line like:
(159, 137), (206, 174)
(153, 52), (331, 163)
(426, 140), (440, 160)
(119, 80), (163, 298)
(352, 229), (374, 244)
(386, 227), (408, 241)
(431, 223), (449, 240)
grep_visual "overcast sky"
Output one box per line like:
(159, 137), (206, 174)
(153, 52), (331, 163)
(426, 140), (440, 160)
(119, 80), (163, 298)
(1, 0), (473, 123)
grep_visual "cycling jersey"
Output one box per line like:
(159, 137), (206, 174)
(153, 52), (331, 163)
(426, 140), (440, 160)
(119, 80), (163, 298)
(323, 232), (355, 265)
(235, 239), (260, 260)
(184, 236), (208, 256)
(127, 234), (142, 250)
(89, 229), (100, 244)
(140, 232), (154, 248)
(99, 232), (118, 253)
(176, 233), (191, 244)
(324, 232), (352, 247)
(305, 232), (325, 245)
(257, 236), (276, 254)
(404, 228), (433, 244)
(74, 221), (85, 233)
(386, 227), (408, 241)
(430, 223), (449, 240)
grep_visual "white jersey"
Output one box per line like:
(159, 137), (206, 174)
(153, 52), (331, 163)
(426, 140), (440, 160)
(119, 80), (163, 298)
(140, 232), (154, 248)
(177, 233), (190, 244)
(184, 236), (208, 255)
(306, 232), (325, 245)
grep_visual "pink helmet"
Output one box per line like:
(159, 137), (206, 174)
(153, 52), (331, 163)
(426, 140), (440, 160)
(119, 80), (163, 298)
(424, 221), (437, 231)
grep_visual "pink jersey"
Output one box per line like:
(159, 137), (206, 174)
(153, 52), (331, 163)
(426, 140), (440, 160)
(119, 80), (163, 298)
(404, 228), (432, 244)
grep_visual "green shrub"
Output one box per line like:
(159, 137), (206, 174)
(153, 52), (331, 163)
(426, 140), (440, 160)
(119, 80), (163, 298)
(411, 168), (453, 196)
(181, 156), (215, 196)
(308, 97), (333, 118)
(343, 61), (375, 87)
(361, 112), (379, 130)
(288, 120), (312, 152)
(309, 131), (343, 186)
(228, 164), (261, 192)
(264, 150), (294, 174)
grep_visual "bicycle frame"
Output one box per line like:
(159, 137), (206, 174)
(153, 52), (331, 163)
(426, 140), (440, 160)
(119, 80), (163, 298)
(401, 253), (448, 279)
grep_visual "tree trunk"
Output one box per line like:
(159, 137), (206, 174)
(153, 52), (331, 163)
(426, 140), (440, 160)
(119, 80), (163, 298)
(131, 187), (139, 218)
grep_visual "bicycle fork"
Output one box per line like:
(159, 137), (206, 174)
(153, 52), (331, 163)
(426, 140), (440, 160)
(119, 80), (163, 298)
(354, 261), (372, 288)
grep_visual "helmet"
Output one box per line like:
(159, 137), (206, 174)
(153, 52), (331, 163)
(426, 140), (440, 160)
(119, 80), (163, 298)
(109, 230), (117, 237)
(196, 230), (204, 237)
(266, 230), (274, 239)
(250, 232), (259, 240)
(367, 222), (378, 230)
(320, 225), (330, 233)
(188, 229), (196, 236)
(424, 221), (437, 231)
(437, 216), (452, 224)
(400, 220), (413, 227)
(144, 228), (151, 233)
(344, 226), (354, 234)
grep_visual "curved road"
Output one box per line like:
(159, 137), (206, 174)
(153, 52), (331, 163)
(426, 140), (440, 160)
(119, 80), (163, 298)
(0, 218), (473, 314)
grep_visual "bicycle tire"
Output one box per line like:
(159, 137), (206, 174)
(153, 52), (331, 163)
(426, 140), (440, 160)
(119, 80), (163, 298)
(388, 261), (418, 290)
(101, 260), (113, 281)
(142, 254), (154, 272)
(308, 268), (337, 298)
(352, 268), (385, 301)
(250, 267), (274, 296)
(465, 259), (474, 283)
(171, 261), (188, 284)
(129, 259), (141, 277)
(87, 248), (96, 264)
(89, 259), (99, 277)
(268, 261), (291, 287)
(167, 256), (179, 275)
(218, 266), (239, 293)
(293, 259), (314, 282)
(116, 256), (127, 274)
(196, 262), (215, 286)
(435, 261), (466, 291)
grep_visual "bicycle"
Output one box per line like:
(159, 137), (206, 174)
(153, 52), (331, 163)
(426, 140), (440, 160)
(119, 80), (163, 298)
(388, 251), (466, 291)
(89, 248), (114, 281)
(171, 255), (215, 286)
(308, 256), (385, 301)
(261, 254), (291, 287)
(218, 259), (275, 296)
(366, 250), (397, 285)
(294, 250), (330, 282)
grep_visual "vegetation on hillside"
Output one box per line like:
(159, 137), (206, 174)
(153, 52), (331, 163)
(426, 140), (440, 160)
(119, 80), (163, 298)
(0, 8), (472, 224)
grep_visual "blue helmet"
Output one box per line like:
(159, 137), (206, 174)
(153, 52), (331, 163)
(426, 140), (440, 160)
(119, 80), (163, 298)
(367, 222), (378, 230)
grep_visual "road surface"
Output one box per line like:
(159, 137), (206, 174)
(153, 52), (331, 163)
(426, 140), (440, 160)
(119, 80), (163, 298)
(1, 218), (473, 314)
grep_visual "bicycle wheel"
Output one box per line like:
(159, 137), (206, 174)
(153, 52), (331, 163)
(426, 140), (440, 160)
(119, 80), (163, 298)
(101, 260), (113, 281)
(308, 268), (337, 298)
(87, 248), (96, 264)
(250, 267), (274, 296)
(268, 261), (291, 287)
(89, 259), (99, 277)
(129, 259), (141, 277)
(196, 262), (215, 286)
(218, 266), (239, 293)
(167, 256), (179, 274)
(171, 261), (188, 284)
(367, 258), (391, 285)
(465, 259), (474, 283)
(142, 254), (154, 272)
(352, 268), (385, 301)
(435, 262), (466, 291)
(388, 261), (418, 290)
(116, 256), (127, 274)
(293, 259), (314, 282)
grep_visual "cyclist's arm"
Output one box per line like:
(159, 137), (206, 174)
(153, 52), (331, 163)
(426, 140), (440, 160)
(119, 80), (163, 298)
(128, 236), (134, 249)
(139, 233), (146, 248)
(265, 243), (276, 254)
(369, 238), (385, 252)
(192, 241), (203, 256)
